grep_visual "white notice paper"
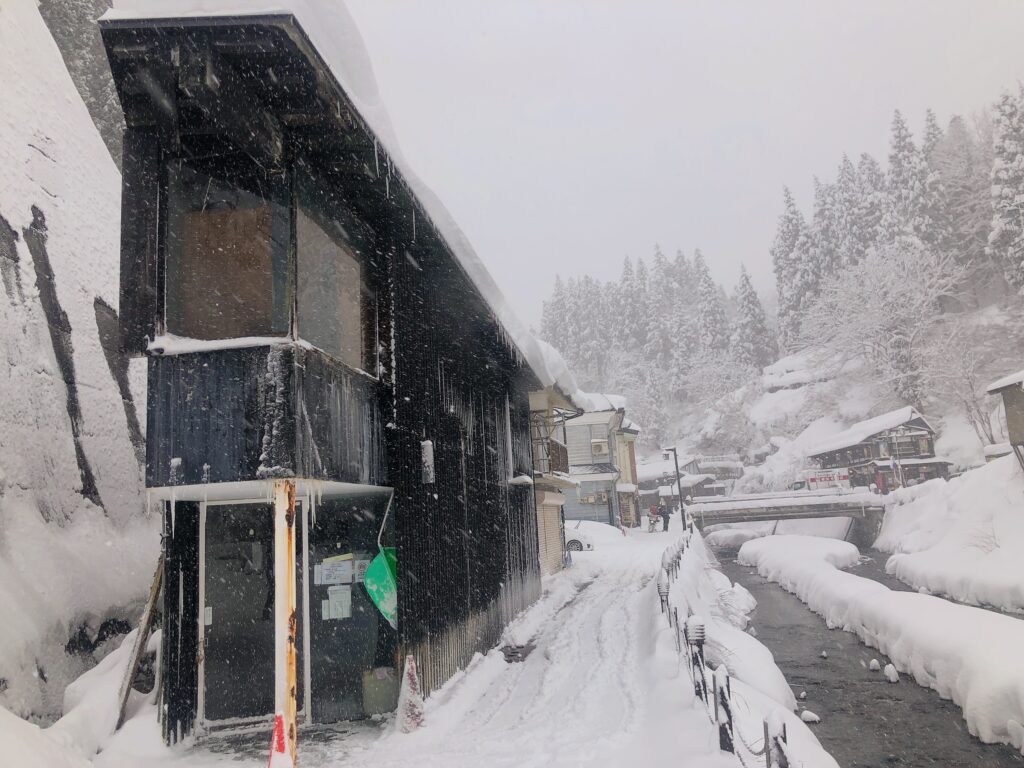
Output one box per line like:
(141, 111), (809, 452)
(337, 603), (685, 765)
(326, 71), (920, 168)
(321, 554), (354, 585)
(327, 585), (352, 619)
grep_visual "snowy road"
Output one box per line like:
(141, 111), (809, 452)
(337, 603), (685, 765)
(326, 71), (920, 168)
(98, 527), (736, 768)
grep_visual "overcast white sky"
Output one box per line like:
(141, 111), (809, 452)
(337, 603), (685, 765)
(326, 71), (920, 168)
(346, 0), (1024, 326)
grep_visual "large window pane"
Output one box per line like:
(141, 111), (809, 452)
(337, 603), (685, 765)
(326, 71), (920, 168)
(165, 160), (290, 340)
(297, 169), (378, 374)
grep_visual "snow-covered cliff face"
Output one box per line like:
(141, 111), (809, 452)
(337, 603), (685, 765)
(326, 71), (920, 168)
(0, 0), (156, 720)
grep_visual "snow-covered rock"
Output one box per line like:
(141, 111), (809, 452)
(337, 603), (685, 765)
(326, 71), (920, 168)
(884, 664), (900, 684)
(869, 659), (881, 672)
(801, 710), (821, 724)
(876, 456), (1024, 613)
(0, 0), (156, 720)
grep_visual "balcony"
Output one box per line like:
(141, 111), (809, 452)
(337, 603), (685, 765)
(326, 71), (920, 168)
(533, 437), (569, 476)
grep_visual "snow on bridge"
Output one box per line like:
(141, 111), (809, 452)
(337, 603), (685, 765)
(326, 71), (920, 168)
(688, 489), (887, 527)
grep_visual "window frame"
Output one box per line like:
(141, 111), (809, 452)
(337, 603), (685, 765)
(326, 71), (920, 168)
(292, 160), (382, 379)
(161, 151), (293, 343)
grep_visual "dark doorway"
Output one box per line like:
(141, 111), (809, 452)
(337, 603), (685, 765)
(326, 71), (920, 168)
(202, 503), (276, 722)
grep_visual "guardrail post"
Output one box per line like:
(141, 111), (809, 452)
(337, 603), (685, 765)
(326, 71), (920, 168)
(766, 710), (789, 768)
(685, 615), (707, 702)
(657, 574), (669, 614)
(714, 666), (734, 754)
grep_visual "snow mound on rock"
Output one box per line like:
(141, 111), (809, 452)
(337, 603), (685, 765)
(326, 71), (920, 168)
(876, 455), (1024, 613)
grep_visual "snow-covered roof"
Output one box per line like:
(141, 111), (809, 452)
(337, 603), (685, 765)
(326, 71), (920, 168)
(102, 0), (560, 394)
(620, 418), (642, 434)
(806, 406), (931, 456)
(635, 455), (697, 483)
(657, 485), (678, 497)
(869, 457), (952, 467)
(678, 473), (716, 488)
(579, 392), (627, 412)
(615, 482), (637, 493)
(986, 368), (1024, 394)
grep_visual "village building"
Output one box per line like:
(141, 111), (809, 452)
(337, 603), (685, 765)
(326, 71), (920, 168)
(529, 384), (580, 575)
(806, 406), (951, 492)
(986, 368), (1024, 471)
(560, 397), (640, 526)
(100, 7), (568, 745)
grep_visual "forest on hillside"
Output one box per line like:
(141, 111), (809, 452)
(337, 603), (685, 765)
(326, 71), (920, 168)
(539, 91), (1024, 453)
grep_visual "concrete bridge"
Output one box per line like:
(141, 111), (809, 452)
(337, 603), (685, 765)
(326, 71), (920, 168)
(687, 489), (888, 546)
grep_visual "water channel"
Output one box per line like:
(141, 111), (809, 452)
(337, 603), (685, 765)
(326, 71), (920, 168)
(712, 545), (1024, 768)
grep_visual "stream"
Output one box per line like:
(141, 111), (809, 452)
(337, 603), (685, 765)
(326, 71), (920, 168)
(713, 545), (1024, 768)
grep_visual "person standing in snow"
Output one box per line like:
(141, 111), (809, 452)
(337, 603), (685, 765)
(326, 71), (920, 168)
(661, 502), (671, 532)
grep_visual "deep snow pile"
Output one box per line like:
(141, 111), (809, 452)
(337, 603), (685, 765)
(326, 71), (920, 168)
(875, 455), (1024, 612)
(739, 535), (1024, 753)
(0, 0), (155, 719)
(86, 529), (838, 768)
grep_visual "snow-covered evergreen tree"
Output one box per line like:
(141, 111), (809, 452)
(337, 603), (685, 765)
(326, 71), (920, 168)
(851, 152), (888, 259)
(988, 89), (1024, 289)
(884, 109), (929, 241)
(770, 187), (808, 350)
(732, 266), (776, 369)
(936, 113), (997, 294)
(919, 108), (955, 255)
(694, 250), (729, 352)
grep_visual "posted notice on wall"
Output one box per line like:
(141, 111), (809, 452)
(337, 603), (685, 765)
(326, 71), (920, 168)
(321, 584), (352, 620)
(315, 553), (354, 586)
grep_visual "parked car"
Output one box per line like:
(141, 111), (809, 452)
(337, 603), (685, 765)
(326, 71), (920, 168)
(564, 521), (594, 552)
(790, 467), (851, 491)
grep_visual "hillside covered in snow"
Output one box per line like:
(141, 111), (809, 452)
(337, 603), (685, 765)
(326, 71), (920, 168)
(0, 0), (157, 721)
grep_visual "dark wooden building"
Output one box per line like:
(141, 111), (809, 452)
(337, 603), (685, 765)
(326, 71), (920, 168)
(986, 368), (1024, 471)
(100, 9), (545, 744)
(807, 406), (951, 492)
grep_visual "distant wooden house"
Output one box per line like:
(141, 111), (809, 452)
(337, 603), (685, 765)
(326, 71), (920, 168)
(807, 406), (951, 492)
(101, 8), (553, 744)
(986, 368), (1024, 470)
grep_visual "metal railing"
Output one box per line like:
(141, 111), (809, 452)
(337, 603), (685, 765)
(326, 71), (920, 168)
(532, 437), (569, 475)
(659, 524), (792, 768)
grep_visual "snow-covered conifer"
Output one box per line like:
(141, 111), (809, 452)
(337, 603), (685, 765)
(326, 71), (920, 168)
(694, 250), (729, 352)
(732, 266), (776, 369)
(770, 187), (808, 350)
(988, 89), (1024, 288)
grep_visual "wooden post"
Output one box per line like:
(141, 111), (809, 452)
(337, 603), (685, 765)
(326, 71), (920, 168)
(274, 480), (298, 766)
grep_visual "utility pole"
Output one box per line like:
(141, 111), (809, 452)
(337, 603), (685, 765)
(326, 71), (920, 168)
(662, 446), (685, 516)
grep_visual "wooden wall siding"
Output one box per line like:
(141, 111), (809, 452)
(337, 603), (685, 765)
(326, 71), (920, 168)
(119, 127), (161, 355)
(147, 345), (388, 487)
(146, 346), (296, 486)
(294, 346), (387, 485)
(161, 500), (199, 744)
(537, 501), (565, 576)
(389, 231), (541, 696)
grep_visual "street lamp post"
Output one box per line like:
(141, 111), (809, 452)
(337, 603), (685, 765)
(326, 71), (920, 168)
(892, 426), (908, 489)
(662, 446), (685, 520)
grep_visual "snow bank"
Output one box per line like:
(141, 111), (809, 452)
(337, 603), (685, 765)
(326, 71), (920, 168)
(670, 535), (796, 710)
(1, 0), (156, 719)
(0, 705), (91, 768)
(669, 534), (839, 767)
(739, 534), (1024, 753)
(876, 456), (1024, 612)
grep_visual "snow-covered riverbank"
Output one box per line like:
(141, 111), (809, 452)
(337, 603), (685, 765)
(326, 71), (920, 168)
(875, 455), (1024, 613)
(738, 534), (1024, 754)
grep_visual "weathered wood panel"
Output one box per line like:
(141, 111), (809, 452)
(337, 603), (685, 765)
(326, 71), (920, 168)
(146, 346), (295, 486)
(161, 501), (199, 744)
(294, 346), (387, 485)
(120, 128), (161, 355)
